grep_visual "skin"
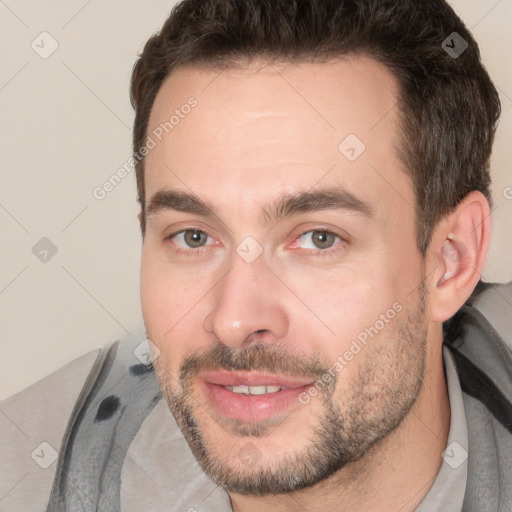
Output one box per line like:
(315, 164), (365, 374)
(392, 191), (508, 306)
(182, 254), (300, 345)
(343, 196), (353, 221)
(139, 56), (490, 511)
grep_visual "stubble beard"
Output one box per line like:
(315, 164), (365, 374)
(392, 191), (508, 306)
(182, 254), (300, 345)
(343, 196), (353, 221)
(153, 284), (428, 496)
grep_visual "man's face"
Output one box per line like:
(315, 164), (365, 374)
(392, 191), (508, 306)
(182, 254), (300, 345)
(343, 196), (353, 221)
(140, 57), (430, 494)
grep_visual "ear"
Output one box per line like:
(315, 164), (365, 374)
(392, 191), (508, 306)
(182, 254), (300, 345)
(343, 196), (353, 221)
(427, 191), (491, 322)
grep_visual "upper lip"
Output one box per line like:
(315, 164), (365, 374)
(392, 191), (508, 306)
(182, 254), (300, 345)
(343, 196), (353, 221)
(198, 370), (314, 388)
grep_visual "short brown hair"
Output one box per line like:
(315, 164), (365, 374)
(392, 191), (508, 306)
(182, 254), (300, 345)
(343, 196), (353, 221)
(130, 0), (500, 254)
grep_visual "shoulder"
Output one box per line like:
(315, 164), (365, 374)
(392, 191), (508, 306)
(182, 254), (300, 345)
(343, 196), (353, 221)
(443, 280), (512, 416)
(468, 281), (512, 350)
(444, 280), (512, 361)
(0, 337), (118, 511)
(444, 282), (512, 508)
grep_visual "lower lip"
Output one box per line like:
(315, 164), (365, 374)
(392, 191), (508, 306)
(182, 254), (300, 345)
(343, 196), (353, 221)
(199, 381), (312, 423)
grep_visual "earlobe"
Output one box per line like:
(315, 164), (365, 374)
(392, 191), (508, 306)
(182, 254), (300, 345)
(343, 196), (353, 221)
(428, 191), (491, 322)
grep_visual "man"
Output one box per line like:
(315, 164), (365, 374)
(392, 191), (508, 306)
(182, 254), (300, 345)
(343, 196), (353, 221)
(1, 0), (510, 511)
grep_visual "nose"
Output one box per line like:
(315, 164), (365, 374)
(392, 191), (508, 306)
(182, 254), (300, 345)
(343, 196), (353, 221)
(202, 251), (289, 349)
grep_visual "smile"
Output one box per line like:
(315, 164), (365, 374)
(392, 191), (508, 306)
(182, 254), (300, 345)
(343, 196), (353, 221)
(224, 385), (284, 395)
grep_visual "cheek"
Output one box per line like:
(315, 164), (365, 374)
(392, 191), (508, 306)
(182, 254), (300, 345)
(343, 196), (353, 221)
(140, 261), (184, 377)
(140, 247), (198, 325)
(280, 260), (385, 328)
(140, 250), (166, 326)
(279, 259), (408, 369)
(140, 248), (215, 366)
(140, 248), (188, 354)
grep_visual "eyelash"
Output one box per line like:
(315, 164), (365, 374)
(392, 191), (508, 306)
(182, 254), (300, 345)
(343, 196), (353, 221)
(164, 228), (347, 258)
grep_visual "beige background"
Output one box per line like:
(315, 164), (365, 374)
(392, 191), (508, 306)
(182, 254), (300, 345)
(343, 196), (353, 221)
(1, 0), (511, 400)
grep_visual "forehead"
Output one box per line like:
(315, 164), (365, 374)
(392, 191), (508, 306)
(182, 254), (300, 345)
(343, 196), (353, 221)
(144, 56), (414, 224)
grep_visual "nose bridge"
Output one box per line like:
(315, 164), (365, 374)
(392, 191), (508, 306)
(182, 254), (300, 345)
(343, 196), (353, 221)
(203, 250), (288, 347)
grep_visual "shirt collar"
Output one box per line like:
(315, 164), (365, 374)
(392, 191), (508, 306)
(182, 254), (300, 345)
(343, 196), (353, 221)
(415, 346), (468, 511)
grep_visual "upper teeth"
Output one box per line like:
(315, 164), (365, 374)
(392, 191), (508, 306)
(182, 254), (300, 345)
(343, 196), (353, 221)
(225, 385), (282, 395)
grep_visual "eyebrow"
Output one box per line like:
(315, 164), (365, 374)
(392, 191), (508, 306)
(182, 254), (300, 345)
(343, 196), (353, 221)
(261, 188), (373, 224)
(147, 189), (214, 218)
(146, 187), (373, 225)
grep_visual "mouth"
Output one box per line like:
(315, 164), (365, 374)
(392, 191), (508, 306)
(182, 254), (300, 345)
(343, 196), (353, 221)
(197, 370), (315, 423)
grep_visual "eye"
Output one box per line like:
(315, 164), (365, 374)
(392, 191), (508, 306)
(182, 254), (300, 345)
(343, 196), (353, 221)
(167, 229), (214, 250)
(293, 229), (345, 254)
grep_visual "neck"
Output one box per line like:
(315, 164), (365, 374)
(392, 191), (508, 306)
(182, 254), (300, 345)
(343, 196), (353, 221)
(229, 336), (450, 512)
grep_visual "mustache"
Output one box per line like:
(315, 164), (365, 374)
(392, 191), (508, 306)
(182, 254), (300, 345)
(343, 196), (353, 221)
(179, 341), (332, 387)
